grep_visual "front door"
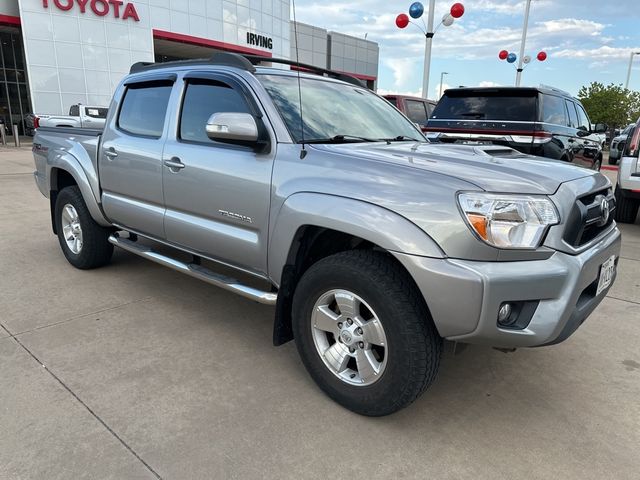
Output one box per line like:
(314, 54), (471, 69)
(161, 73), (274, 276)
(100, 77), (175, 238)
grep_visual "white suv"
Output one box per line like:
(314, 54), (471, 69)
(615, 119), (640, 223)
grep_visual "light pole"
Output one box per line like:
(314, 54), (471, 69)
(515, 0), (532, 87)
(439, 71), (449, 98)
(625, 52), (640, 89)
(396, 2), (465, 100)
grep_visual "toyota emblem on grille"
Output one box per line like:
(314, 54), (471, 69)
(597, 197), (610, 227)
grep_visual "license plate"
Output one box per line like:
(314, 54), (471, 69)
(596, 255), (616, 296)
(457, 140), (490, 145)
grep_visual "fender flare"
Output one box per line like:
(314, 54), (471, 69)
(48, 152), (111, 227)
(268, 192), (444, 285)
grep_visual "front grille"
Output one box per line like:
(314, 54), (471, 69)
(563, 187), (616, 247)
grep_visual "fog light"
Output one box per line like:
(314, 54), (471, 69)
(497, 303), (514, 325)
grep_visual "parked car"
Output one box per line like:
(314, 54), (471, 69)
(425, 86), (607, 170)
(615, 118), (640, 223)
(32, 53), (620, 416)
(35, 103), (108, 130)
(383, 95), (437, 132)
(609, 123), (635, 165)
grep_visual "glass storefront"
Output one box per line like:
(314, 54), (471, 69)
(0, 28), (32, 136)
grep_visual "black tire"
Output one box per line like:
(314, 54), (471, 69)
(292, 250), (442, 416)
(615, 185), (639, 224)
(54, 186), (113, 269)
(608, 156), (618, 165)
(592, 156), (602, 171)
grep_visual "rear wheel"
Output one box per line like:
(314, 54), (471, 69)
(292, 250), (442, 416)
(615, 185), (639, 224)
(608, 155), (618, 165)
(55, 186), (114, 269)
(592, 156), (602, 171)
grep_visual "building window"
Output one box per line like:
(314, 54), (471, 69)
(0, 30), (32, 135)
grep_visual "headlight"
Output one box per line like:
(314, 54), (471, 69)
(458, 193), (559, 249)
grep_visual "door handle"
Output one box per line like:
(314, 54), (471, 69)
(104, 148), (118, 158)
(164, 158), (185, 170)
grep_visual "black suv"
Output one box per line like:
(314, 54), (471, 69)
(425, 86), (607, 169)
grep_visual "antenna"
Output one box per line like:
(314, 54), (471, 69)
(291, 0), (307, 159)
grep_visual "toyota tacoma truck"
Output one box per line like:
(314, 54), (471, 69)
(32, 53), (621, 416)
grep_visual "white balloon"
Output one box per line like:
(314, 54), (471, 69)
(442, 13), (454, 26)
(523, 55), (531, 64)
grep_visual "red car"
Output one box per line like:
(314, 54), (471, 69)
(383, 95), (437, 132)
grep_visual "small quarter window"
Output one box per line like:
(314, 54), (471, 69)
(118, 81), (173, 138)
(179, 80), (251, 144)
(69, 105), (80, 116)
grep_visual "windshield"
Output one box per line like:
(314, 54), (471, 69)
(258, 74), (425, 143)
(431, 91), (537, 121)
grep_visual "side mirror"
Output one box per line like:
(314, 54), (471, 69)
(593, 123), (608, 134)
(576, 129), (589, 137)
(206, 112), (259, 145)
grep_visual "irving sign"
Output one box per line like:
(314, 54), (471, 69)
(42, 0), (140, 22)
(246, 33), (273, 50)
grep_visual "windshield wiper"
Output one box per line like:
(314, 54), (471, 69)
(303, 134), (377, 144)
(382, 135), (422, 142)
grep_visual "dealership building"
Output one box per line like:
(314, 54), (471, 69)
(0, 0), (379, 133)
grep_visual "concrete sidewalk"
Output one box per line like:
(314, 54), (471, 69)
(1, 149), (639, 479)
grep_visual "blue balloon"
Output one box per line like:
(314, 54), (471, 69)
(507, 52), (517, 63)
(409, 2), (424, 18)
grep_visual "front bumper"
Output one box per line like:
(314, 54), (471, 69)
(393, 227), (621, 348)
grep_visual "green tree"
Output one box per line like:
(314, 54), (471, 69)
(577, 82), (640, 129)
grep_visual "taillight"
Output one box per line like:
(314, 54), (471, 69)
(531, 130), (552, 144)
(34, 116), (40, 129)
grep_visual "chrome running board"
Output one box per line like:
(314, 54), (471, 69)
(108, 235), (277, 305)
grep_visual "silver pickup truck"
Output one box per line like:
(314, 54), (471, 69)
(32, 53), (621, 416)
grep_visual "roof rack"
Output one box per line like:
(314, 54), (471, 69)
(128, 52), (366, 88)
(242, 55), (366, 88)
(129, 53), (256, 75)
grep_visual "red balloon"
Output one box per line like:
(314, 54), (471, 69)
(498, 50), (508, 60)
(396, 13), (409, 28)
(450, 3), (465, 18)
(537, 51), (547, 61)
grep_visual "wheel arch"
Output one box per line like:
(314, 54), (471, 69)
(269, 193), (444, 346)
(48, 156), (110, 233)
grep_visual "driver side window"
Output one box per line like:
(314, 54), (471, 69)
(179, 79), (251, 144)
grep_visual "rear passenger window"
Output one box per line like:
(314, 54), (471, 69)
(542, 95), (567, 125)
(565, 100), (578, 128)
(405, 100), (428, 126)
(179, 80), (250, 144)
(118, 81), (173, 138)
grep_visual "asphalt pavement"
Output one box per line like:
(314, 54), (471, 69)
(1, 148), (639, 480)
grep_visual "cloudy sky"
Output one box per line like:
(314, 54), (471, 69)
(293, 0), (640, 98)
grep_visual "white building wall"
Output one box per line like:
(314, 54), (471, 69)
(13, 0), (290, 115)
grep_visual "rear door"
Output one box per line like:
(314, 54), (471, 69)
(161, 72), (274, 275)
(99, 75), (175, 238)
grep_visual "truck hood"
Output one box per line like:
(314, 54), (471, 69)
(311, 142), (596, 195)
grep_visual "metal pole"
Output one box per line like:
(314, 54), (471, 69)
(422, 0), (436, 99)
(12, 124), (20, 147)
(625, 52), (636, 89)
(439, 72), (448, 98)
(0, 124), (6, 146)
(515, 0), (532, 87)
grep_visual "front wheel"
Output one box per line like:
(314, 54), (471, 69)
(55, 186), (114, 269)
(292, 250), (442, 416)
